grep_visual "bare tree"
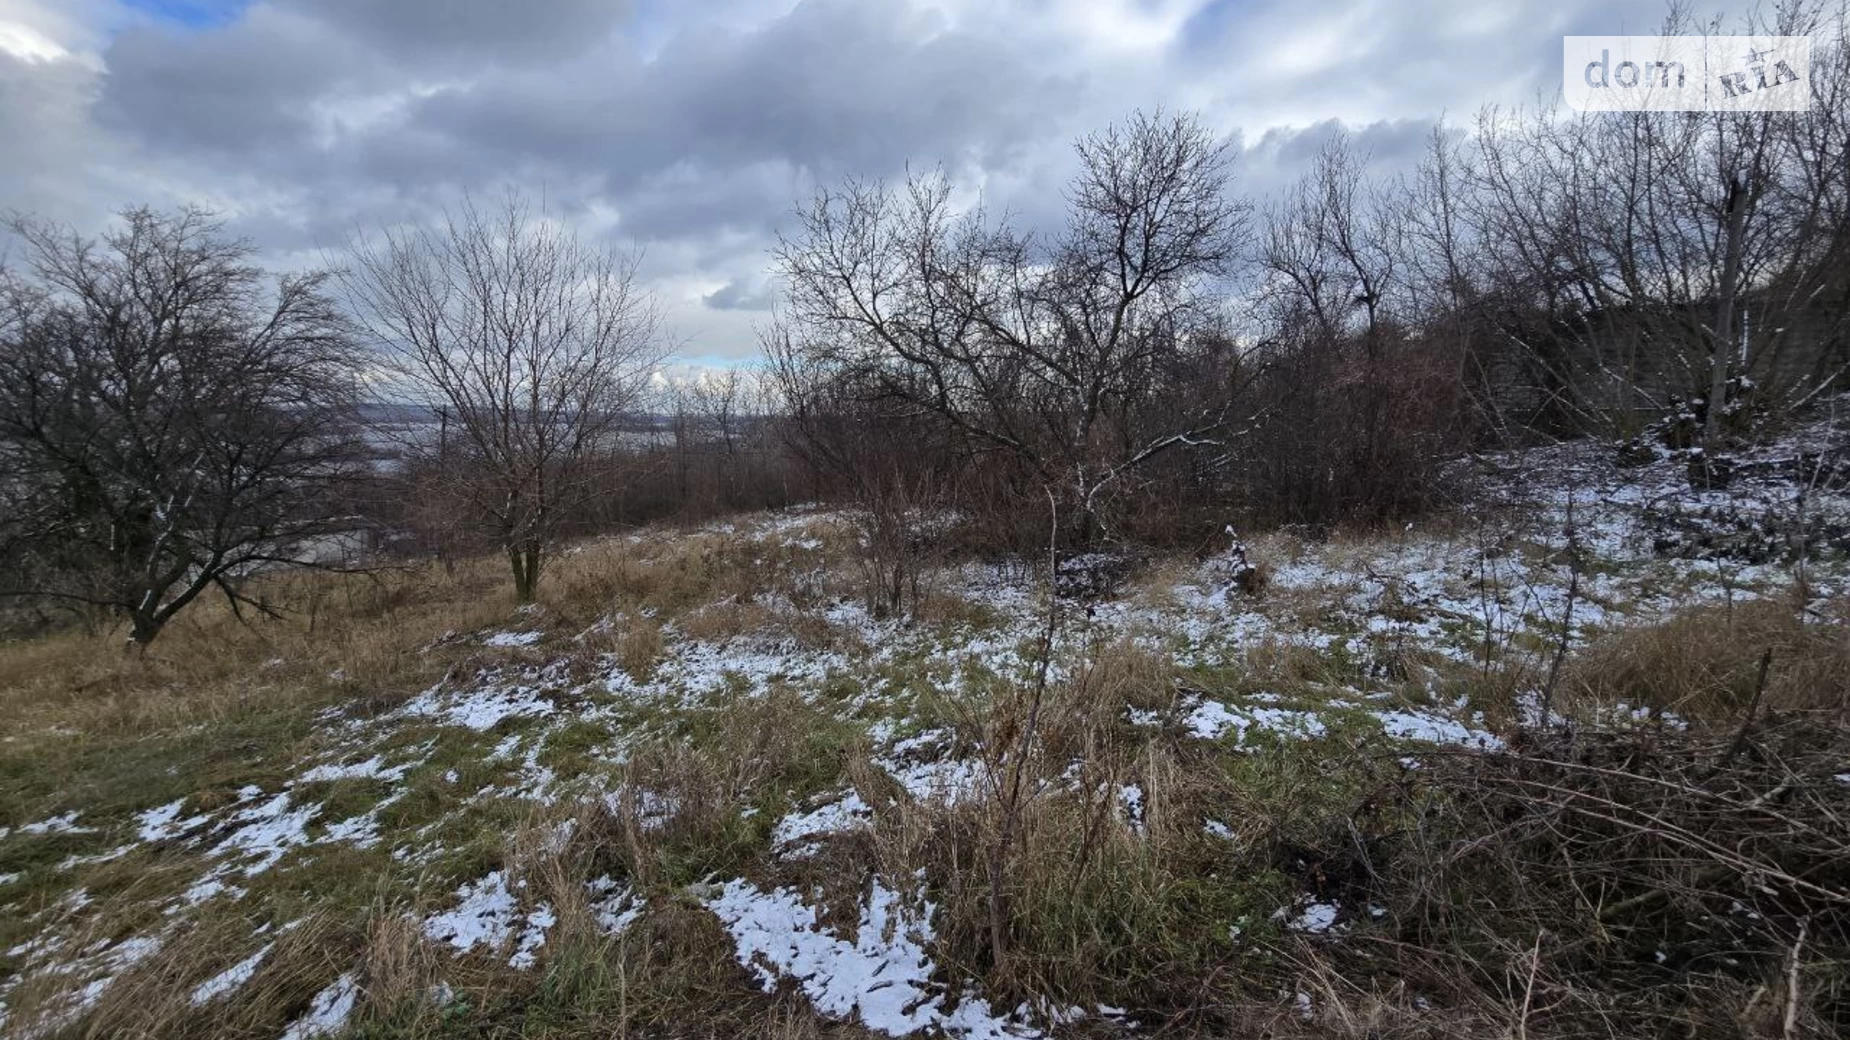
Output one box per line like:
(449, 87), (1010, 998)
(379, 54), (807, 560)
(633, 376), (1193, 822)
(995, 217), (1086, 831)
(1444, 1), (1850, 437)
(1241, 134), (1472, 524)
(667, 369), (752, 516)
(0, 207), (366, 645)
(685, 368), (747, 458)
(767, 337), (952, 616)
(772, 109), (1253, 545)
(340, 193), (665, 602)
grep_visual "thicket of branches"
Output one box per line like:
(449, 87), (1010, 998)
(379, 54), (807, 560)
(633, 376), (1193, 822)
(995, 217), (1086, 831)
(0, 208), (366, 644)
(770, 6), (1850, 546)
(340, 193), (666, 602)
(769, 110), (1256, 549)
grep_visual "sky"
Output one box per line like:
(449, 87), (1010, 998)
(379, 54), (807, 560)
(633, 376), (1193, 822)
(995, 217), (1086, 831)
(0, 0), (1687, 370)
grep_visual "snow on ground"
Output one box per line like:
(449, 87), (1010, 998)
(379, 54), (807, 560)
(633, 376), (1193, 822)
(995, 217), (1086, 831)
(587, 877), (644, 935)
(1376, 709), (1503, 750)
(1117, 784), (1145, 832)
(136, 799), (209, 843)
(189, 944), (270, 1006)
(417, 870), (562, 972)
(878, 753), (989, 805)
(214, 793), (321, 876)
(278, 973), (359, 1040)
(18, 812), (94, 837)
(398, 676), (560, 731)
(6, 420), (1849, 1037)
(773, 791), (873, 857)
(1136, 693), (1502, 752)
(706, 876), (1035, 1040)
(423, 871), (523, 955)
(0, 931), (166, 1035)
(1282, 901), (1342, 935)
(507, 903), (555, 970)
(605, 630), (853, 704)
(1179, 698), (1329, 743)
(293, 751), (421, 785)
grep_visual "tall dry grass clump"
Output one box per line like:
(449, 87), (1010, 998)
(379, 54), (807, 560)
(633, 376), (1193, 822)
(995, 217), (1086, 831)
(1564, 595), (1850, 719)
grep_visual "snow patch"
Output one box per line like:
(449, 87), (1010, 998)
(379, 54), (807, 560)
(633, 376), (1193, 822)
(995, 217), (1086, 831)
(400, 679), (556, 731)
(422, 871), (557, 970)
(1375, 709), (1503, 750)
(1117, 784), (1144, 833)
(705, 876), (1033, 1039)
(213, 794), (319, 875)
(20, 812), (94, 836)
(508, 903), (555, 970)
(587, 877), (644, 935)
(294, 754), (417, 785)
(1183, 699), (1328, 743)
(1283, 901), (1341, 934)
(136, 800), (209, 843)
(423, 871), (520, 954)
(278, 973), (359, 1040)
(190, 945), (270, 1006)
(772, 791), (873, 856)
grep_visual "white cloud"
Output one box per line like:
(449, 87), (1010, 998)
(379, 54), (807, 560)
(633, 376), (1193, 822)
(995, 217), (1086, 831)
(0, 19), (68, 63)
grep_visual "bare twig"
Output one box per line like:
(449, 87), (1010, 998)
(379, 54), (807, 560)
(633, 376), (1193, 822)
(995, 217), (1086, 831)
(1516, 929), (1545, 1040)
(1783, 916), (1808, 1040)
(1718, 647), (1775, 772)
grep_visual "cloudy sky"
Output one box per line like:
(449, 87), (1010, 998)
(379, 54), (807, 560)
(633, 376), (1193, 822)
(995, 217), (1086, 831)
(0, 0), (1683, 368)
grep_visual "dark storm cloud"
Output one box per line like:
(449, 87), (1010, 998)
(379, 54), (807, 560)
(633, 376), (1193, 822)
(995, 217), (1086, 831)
(388, 0), (1072, 206)
(0, 0), (1694, 362)
(281, 0), (631, 61)
(95, 0), (1074, 246)
(98, 5), (368, 153)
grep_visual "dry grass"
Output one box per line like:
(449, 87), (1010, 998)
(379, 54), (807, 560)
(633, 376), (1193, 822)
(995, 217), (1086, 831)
(863, 598), (1850, 1038)
(25, 906), (372, 1040)
(1356, 715), (1850, 1040)
(6, 511), (1850, 1040)
(616, 617), (665, 682)
(0, 559), (516, 740)
(1563, 594), (1850, 722)
(911, 587), (1006, 629)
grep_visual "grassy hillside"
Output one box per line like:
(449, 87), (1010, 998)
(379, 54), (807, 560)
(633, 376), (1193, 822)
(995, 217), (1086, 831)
(3, 433), (1848, 1040)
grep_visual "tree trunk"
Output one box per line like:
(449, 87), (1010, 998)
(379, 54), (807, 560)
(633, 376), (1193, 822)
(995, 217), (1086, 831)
(1707, 175), (1749, 445)
(508, 541), (543, 603)
(1068, 490), (1097, 548)
(127, 611), (162, 648)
